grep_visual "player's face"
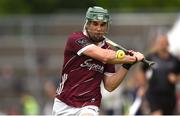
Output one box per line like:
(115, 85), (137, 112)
(156, 35), (169, 52)
(86, 21), (108, 42)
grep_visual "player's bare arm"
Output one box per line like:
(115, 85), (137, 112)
(102, 52), (144, 92)
(83, 45), (145, 92)
(83, 45), (140, 64)
(103, 67), (128, 92)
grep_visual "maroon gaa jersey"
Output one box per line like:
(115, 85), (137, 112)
(56, 31), (115, 108)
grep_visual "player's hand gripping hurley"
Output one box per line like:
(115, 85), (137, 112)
(105, 37), (155, 67)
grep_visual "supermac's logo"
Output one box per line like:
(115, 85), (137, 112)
(80, 59), (104, 73)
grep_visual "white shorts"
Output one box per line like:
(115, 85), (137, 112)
(52, 98), (99, 116)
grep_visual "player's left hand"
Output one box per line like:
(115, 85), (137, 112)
(122, 50), (144, 70)
(129, 50), (145, 62)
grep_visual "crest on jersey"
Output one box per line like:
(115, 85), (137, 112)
(76, 38), (90, 46)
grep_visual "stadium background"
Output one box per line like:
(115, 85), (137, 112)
(0, 0), (179, 115)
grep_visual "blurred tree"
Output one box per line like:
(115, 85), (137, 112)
(27, 0), (60, 14)
(0, 0), (31, 15)
(0, 0), (180, 15)
(28, 0), (96, 14)
(96, 0), (180, 12)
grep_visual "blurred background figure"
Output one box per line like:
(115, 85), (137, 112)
(0, 64), (23, 115)
(101, 82), (123, 115)
(139, 29), (180, 115)
(20, 91), (40, 115)
(127, 67), (148, 115)
(42, 80), (56, 115)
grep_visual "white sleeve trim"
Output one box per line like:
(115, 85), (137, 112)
(77, 44), (96, 56)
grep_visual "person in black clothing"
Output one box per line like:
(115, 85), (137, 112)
(140, 32), (180, 115)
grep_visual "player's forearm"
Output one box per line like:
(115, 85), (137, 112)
(84, 46), (136, 64)
(84, 46), (119, 62)
(107, 55), (136, 64)
(103, 67), (128, 92)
